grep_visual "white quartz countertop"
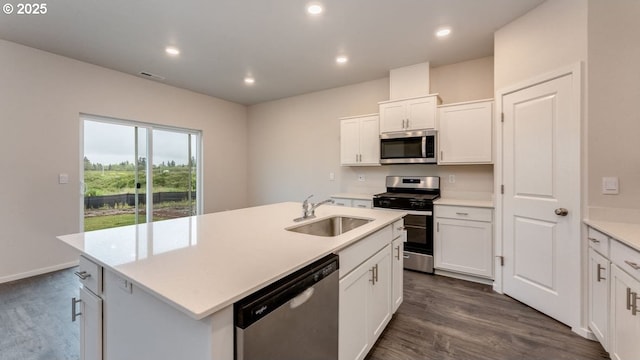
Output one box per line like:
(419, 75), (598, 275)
(434, 198), (494, 208)
(57, 202), (404, 320)
(584, 219), (640, 252)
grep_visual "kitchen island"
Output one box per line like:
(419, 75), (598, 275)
(58, 202), (405, 360)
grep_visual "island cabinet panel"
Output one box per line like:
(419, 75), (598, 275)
(588, 247), (609, 348)
(79, 286), (102, 360)
(102, 270), (234, 360)
(391, 219), (406, 313)
(339, 245), (392, 360)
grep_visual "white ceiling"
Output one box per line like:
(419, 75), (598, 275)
(0, 0), (544, 105)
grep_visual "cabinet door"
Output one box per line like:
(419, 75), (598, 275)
(406, 96), (437, 130)
(391, 236), (404, 313)
(369, 246), (392, 340)
(340, 119), (360, 165)
(438, 101), (493, 164)
(610, 265), (640, 360)
(79, 287), (103, 360)
(358, 116), (380, 164)
(379, 102), (406, 133)
(588, 248), (609, 349)
(339, 260), (372, 360)
(435, 218), (493, 278)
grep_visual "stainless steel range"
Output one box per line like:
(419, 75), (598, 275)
(373, 176), (440, 273)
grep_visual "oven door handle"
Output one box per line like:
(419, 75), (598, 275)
(404, 224), (427, 230)
(422, 136), (426, 158)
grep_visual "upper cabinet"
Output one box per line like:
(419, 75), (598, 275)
(378, 94), (441, 134)
(340, 114), (380, 166)
(437, 99), (493, 165)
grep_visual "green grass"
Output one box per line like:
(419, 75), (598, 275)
(84, 214), (169, 231)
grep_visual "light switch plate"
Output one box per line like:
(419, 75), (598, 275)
(58, 173), (69, 184)
(602, 177), (619, 195)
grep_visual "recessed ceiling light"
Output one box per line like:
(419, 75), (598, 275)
(336, 56), (348, 64)
(436, 28), (451, 38)
(307, 3), (323, 15)
(244, 77), (255, 85)
(165, 46), (180, 56)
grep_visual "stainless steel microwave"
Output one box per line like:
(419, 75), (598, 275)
(380, 130), (437, 164)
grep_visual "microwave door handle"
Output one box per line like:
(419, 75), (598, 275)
(422, 136), (426, 157)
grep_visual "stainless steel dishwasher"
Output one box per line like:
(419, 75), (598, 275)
(235, 254), (339, 360)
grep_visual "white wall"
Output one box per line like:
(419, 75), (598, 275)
(494, 0), (587, 91)
(587, 0), (640, 222)
(431, 56), (494, 104)
(0, 39), (248, 283)
(247, 57), (495, 207)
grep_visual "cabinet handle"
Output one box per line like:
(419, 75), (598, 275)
(627, 287), (633, 310)
(440, 151), (443, 160)
(71, 297), (82, 322)
(375, 264), (379, 283)
(625, 260), (640, 270)
(633, 292), (639, 316)
(436, 222), (439, 232)
(370, 266), (376, 284)
(395, 245), (400, 260)
(406, 119), (410, 128)
(456, 212), (469, 216)
(74, 271), (91, 280)
(596, 264), (606, 282)
(588, 237), (600, 244)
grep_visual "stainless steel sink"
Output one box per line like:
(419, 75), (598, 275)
(286, 216), (373, 237)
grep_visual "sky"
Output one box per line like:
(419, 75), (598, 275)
(84, 120), (196, 166)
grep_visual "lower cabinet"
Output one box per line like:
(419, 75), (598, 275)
(331, 196), (373, 209)
(78, 287), (103, 360)
(434, 205), (493, 279)
(339, 245), (392, 360)
(391, 234), (404, 313)
(610, 265), (640, 360)
(588, 247), (609, 349)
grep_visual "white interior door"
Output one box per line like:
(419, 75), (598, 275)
(501, 71), (580, 328)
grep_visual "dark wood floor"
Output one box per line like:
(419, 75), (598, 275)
(367, 270), (610, 360)
(0, 268), (609, 360)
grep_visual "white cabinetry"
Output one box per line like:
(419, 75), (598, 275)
(434, 205), (493, 280)
(585, 224), (640, 359)
(340, 114), (380, 166)
(378, 95), (440, 133)
(587, 228), (610, 349)
(338, 224), (400, 360)
(437, 99), (493, 164)
(391, 220), (405, 313)
(609, 239), (640, 360)
(331, 195), (373, 209)
(73, 256), (103, 360)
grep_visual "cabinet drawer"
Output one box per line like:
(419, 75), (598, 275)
(352, 200), (373, 209)
(77, 256), (103, 294)
(332, 198), (351, 207)
(339, 225), (392, 279)
(435, 206), (492, 222)
(391, 220), (404, 239)
(587, 227), (610, 257)
(611, 240), (640, 282)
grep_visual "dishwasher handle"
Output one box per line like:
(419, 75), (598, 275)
(290, 287), (315, 309)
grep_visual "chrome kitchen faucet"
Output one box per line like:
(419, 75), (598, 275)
(294, 195), (334, 221)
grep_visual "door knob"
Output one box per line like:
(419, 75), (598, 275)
(555, 208), (569, 216)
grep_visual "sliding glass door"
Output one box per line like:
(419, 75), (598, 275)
(82, 116), (200, 231)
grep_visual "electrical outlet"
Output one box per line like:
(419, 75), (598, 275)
(448, 175), (456, 184)
(357, 174), (366, 182)
(329, 172), (335, 181)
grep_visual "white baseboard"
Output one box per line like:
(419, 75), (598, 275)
(572, 326), (598, 341)
(0, 260), (79, 284)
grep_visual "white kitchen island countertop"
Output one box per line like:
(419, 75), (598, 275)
(57, 202), (404, 320)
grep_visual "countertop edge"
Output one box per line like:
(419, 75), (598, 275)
(58, 204), (405, 320)
(584, 219), (640, 252)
